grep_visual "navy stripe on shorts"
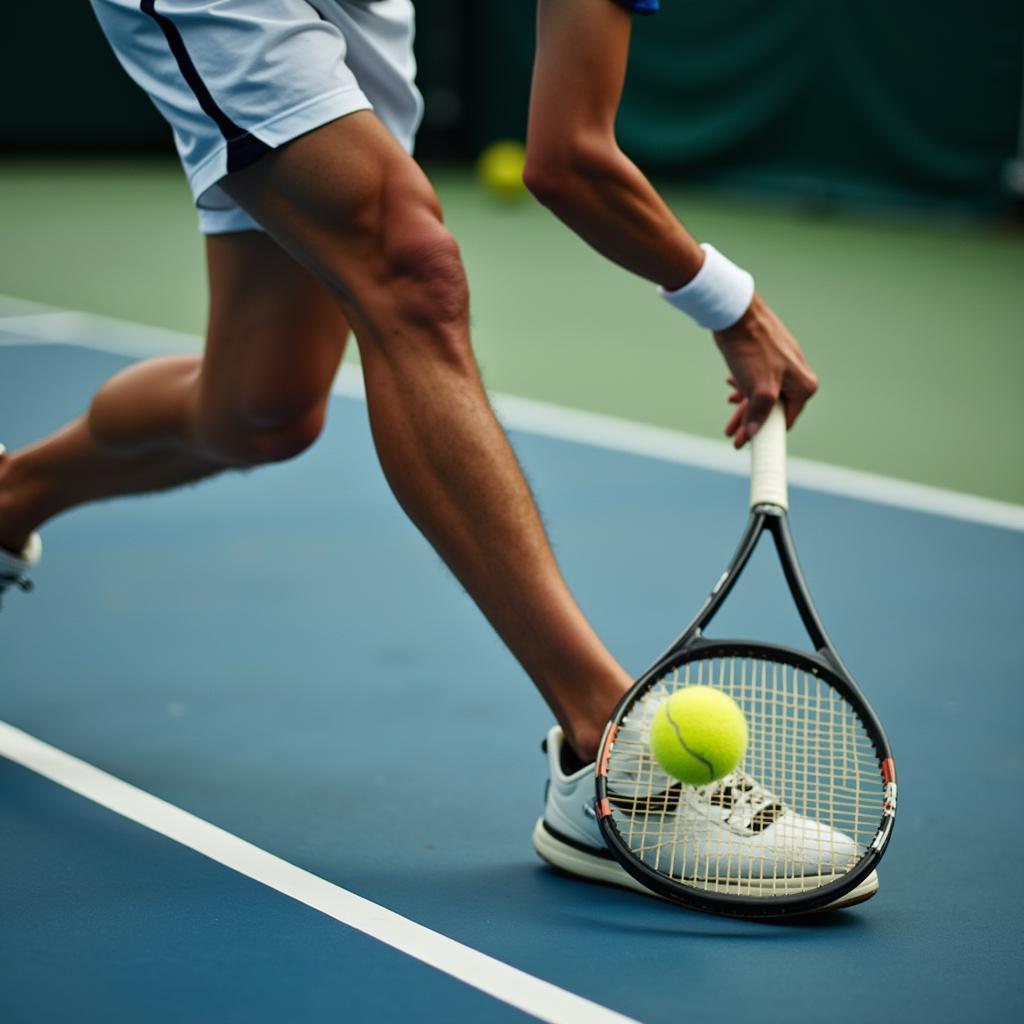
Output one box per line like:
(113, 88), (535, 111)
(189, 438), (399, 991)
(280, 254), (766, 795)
(140, 0), (271, 174)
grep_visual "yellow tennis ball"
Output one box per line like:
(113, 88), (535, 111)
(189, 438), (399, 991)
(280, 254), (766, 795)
(476, 140), (527, 199)
(649, 686), (748, 785)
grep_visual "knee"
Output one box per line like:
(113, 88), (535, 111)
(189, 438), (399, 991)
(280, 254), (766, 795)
(385, 222), (469, 335)
(340, 182), (472, 368)
(198, 400), (326, 467)
(196, 333), (337, 465)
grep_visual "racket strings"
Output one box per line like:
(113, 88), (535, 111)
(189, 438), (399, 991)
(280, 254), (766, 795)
(605, 654), (883, 897)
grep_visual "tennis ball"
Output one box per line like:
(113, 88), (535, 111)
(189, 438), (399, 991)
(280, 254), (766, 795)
(649, 686), (748, 786)
(476, 140), (527, 200)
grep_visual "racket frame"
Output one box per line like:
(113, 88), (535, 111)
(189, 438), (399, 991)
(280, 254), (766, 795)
(595, 504), (897, 918)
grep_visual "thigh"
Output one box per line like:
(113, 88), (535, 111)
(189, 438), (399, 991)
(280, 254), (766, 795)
(91, 0), (421, 237)
(218, 110), (451, 340)
(200, 231), (350, 426)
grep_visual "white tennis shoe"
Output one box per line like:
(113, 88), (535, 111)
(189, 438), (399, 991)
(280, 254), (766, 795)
(0, 444), (42, 607)
(532, 724), (878, 912)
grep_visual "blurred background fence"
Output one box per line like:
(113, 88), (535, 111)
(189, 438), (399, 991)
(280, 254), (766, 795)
(4, 1), (1022, 215)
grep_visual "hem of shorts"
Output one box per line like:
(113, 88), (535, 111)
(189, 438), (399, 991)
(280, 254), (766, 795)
(186, 85), (373, 210)
(197, 211), (264, 236)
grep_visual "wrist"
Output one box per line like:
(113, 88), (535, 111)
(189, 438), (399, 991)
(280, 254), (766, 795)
(715, 291), (767, 339)
(658, 244), (754, 331)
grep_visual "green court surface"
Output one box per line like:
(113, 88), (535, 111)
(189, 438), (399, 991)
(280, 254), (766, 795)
(1, 157), (1021, 504)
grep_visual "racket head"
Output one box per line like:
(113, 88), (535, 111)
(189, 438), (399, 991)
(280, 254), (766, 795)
(595, 638), (896, 918)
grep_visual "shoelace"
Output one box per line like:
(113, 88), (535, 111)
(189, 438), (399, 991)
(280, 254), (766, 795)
(697, 770), (784, 832)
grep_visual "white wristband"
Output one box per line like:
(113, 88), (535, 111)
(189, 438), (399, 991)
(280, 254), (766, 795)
(658, 244), (755, 330)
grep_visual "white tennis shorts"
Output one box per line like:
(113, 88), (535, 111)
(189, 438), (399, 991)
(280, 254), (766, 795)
(90, 0), (424, 234)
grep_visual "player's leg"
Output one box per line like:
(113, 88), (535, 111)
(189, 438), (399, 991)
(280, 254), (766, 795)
(91, 230), (348, 466)
(222, 112), (631, 761)
(0, 231), (349, 553)
(0, 359), (215, 559)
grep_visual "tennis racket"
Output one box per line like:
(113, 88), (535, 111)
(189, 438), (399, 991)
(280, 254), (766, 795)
(595, 404), (896, 918)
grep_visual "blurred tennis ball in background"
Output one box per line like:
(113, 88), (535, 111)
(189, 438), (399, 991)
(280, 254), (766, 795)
(649, 686), (748, 785)
(476, 140), (527, 200)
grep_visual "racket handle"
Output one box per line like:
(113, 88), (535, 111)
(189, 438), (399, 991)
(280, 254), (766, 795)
(750, 402), (788, 510)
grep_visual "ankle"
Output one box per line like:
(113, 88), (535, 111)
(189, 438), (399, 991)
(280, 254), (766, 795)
(558, 669), (632, 766)
(563, 689), (631, 766)
(563, 724), (603, 767)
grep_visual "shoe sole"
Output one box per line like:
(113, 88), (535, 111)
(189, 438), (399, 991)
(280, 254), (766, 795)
(532, 817), (878, 915)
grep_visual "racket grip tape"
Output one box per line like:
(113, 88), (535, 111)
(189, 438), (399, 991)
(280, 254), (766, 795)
(750, 402), (789, 509)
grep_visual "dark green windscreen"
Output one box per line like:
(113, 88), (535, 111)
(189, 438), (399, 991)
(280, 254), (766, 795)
(475, 0), (1024, 212)
(3, 1), (1021, 212)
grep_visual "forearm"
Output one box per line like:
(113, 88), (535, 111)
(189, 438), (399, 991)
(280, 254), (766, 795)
(526, 0), (702, 289)
(527, 0), (819, 445)
(525, 137), (703, 290)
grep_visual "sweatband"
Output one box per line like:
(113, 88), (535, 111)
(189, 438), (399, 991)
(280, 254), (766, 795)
(658, 244), (755, 330)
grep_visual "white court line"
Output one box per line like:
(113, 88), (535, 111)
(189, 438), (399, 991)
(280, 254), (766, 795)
(0, 721), (640, 1024)
(488, 395), (1024, 532)
(2, 294), (1022, 532)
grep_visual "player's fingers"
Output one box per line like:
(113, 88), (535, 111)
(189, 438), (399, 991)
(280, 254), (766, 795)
(724, 402), (745, 437)
(728, 390), (743, 405)
(783, 371), (819, 429)
(743, 389), (777, 440)
(783, 394), (804, 429)
(784, 390), (812, 429)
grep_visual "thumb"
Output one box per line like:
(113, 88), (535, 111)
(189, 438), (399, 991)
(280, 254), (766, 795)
(744, 390), (777, 440)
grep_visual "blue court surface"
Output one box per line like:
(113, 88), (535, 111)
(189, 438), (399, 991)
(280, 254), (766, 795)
(1, 323), (1022, 1023)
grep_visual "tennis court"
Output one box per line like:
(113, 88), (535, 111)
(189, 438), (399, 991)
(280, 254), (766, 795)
(2, 2), (1023, 1018)
(1, 293), (1021, 1021)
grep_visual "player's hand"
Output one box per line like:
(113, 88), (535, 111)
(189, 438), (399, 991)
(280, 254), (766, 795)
(713, 294), (818, 448)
